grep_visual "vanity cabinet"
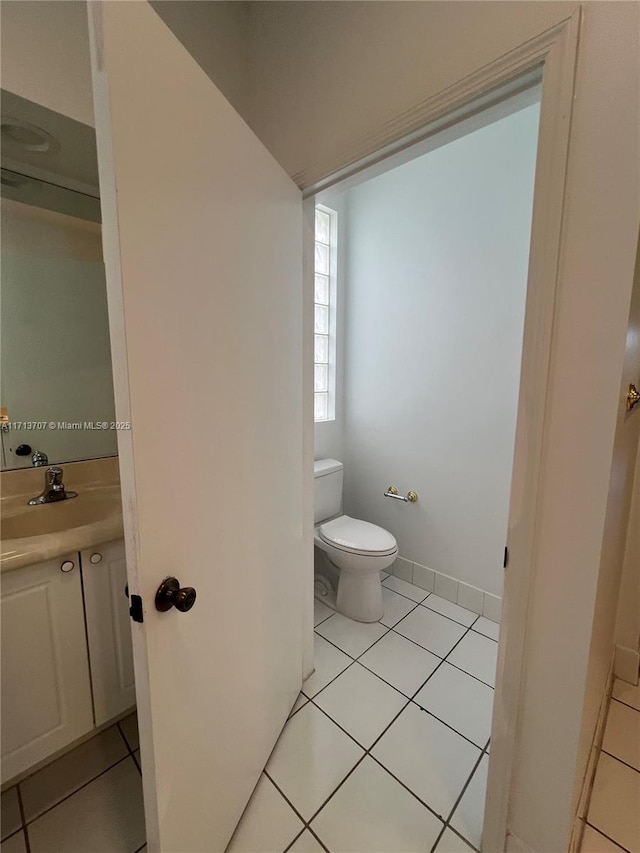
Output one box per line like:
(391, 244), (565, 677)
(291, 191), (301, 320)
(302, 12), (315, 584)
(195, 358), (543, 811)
(1, 554), (94, 780)
(81, 540), (136, 725)
(1, 539), (136, 781)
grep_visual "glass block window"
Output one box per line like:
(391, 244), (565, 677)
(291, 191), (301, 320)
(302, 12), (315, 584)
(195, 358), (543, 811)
(314, 205), (336, 421)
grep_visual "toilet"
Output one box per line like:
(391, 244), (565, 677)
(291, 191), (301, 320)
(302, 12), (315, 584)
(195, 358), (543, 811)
(314, 459), (398, 622)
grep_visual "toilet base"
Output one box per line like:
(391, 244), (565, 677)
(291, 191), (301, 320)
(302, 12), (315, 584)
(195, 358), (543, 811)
(336, 568), (383, 623)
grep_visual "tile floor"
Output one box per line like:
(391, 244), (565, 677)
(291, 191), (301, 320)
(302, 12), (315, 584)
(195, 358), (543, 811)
(1, 711), (145, 853)
(228, 576), (499, 852)
(1, 577), (499, 853)
(581, 680), (640, 853)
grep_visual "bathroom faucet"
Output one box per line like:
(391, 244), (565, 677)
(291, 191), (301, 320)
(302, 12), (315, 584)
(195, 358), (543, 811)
(28, 467), (78, 506)
(31, 449), (48, 467)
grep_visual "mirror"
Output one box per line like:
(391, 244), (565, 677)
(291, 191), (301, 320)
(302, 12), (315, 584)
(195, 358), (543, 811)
(1, 90), (117, 470)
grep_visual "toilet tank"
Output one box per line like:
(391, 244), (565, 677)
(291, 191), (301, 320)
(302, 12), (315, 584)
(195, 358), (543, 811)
(314, 459), (343, 524)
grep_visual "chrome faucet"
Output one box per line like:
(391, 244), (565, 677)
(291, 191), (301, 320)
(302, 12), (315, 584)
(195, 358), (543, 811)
(28, 467), (78, 506)
(31, 449), (48, 467)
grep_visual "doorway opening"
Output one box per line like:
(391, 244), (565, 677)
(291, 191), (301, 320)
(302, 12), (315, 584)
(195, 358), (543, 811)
(230, 81), (542, 852)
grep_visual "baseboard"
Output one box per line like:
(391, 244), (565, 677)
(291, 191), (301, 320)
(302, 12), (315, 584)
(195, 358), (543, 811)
(392, 555), (503, 623)
(614, 644), (640, 684)
(568, 658), (614, 853)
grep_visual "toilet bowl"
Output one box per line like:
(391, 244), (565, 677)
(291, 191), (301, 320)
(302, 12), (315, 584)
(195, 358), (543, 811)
(314, 460), (398, 622)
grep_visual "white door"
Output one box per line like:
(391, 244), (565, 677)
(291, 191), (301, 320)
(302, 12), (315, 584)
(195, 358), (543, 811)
(87, 3), (305, 850)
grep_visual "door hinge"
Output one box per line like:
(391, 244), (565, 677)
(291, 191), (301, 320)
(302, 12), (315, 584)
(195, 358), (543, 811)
(129, 594), (144, 623)
(503, 546), (509, 569)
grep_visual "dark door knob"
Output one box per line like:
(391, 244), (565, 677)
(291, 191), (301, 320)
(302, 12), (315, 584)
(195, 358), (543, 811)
(155, 577), (197, 613)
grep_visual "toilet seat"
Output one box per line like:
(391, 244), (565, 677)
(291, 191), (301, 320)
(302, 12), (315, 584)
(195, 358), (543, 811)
(319, 515), (397, 557)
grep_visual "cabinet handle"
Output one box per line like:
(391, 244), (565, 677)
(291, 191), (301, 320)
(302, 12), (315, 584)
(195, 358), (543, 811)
(60, 560), (75, 573)
(90, 553), (103, 564)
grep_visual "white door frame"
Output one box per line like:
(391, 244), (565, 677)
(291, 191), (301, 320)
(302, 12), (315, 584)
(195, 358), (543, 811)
(301, 12), (580, 850)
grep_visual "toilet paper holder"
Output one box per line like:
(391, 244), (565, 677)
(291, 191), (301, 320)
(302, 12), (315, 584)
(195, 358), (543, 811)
(384, 486), (418, 503)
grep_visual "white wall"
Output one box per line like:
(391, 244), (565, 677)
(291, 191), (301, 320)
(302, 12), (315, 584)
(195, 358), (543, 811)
(1, 199), (117, 468)
(338, 104), (538, 598)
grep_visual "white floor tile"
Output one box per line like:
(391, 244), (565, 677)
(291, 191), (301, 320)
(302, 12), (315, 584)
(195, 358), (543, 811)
(612, 679), (640, 712)
(447, 632), (498, 687)
(380, 587), (418, 628)
(302, 634), (352, 698)
(581, 825), (628, 852)
(313, 598), (334, 627)
(0, 832), (27, 853)
(434, 827), (475, 852)
(313, 663), (407, 748)
(226, 773), (303, 852)
(287, 829), (325, 852)
(1, 789), (21, 841)
(603, 700), (640, 771)
(20, 727), (128, 822)
(414, 662), (494, 747)
(266, 702), (364, 820)
(471, 616), (500, 642)
(394, 607), (466, 658)
(312, 756), (443, 852)
(588, 752), (640, 853)
(423, 595), (477, 627)
(315, 613), (388, 659)
(119, 711), (139, 751)
(289, 693), (309, 717)
(359, 631), (441, 697)
(450, 754), (488, 848)
(383, 576), (429, 603)
(28, 758), (145, 853)
(371, 703), (481, 820)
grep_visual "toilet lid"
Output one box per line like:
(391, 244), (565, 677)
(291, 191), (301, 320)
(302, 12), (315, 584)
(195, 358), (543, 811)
(319, 515), (397, 556)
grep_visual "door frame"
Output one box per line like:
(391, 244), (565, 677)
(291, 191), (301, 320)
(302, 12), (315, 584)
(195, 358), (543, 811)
(301, 12), (580, 850)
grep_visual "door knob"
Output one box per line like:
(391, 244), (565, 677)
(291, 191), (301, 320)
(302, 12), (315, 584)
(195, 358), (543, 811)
(155, 577), (197, 613)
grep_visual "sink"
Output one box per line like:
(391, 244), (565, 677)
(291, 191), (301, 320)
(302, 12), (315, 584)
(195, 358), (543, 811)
(2, 488), (122, 541)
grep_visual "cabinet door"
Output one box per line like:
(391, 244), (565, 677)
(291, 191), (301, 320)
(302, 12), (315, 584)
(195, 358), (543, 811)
(1, 555), (94, 780)
(81, 540), (135, 725)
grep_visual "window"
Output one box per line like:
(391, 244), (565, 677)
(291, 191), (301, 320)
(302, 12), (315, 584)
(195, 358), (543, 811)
(314, 205), (337, 421)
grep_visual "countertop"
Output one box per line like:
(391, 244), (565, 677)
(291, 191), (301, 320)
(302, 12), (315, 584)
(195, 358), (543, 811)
(1, 457), (124, 573)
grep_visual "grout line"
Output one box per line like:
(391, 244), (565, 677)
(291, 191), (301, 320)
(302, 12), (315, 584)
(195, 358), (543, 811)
(312, 630), (358, 661)
(22, 753), (133, 828)
(117, 716), (139, 756)
(264, 769), (315, 827)
(284, 596), (496, 841)
(429, 740), (489, 853)
(306, 824), (331, 852)
(600, 749), (640, 776)
(381, 579), (431, 604)
(16, 785), (31, 853)
(132, 844), (147, 853)
(313, 610), (336, 629)
(410, 703), (488, 751)
(367, 753), (448, 825)
(584, 821), (633, 853)
(283, 828), (307, 853)
(470, 626), (500, 644)
(611, 696), (640, 715)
